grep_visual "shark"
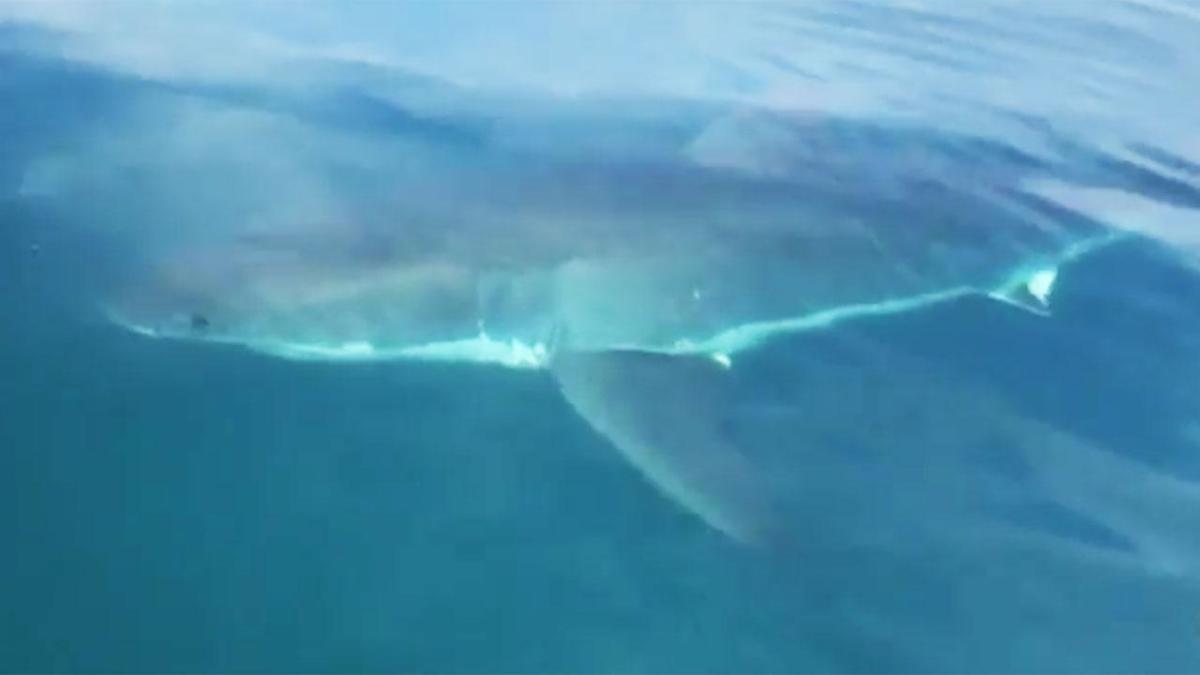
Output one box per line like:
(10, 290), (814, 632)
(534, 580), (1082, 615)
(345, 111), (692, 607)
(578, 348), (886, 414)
(98, 86), (1123, 545)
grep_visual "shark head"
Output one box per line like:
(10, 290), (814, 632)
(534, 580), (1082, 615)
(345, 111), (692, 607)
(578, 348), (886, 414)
(103, 238), (502, 359)
(103, 237), (558, 367)
(104, 247), (249, 343)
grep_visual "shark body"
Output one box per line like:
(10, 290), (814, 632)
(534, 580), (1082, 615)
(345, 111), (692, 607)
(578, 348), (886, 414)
(103, 85), (1119, 543)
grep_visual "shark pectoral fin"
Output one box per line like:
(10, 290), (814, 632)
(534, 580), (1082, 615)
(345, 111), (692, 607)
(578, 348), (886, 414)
(552, 350), (777, 545)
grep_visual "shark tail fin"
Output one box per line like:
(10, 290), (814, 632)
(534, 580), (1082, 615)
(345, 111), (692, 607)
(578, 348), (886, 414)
(552, 349), (780, 545)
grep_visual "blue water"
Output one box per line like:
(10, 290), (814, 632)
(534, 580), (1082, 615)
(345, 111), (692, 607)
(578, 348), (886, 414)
(4, 3), (1200, 672)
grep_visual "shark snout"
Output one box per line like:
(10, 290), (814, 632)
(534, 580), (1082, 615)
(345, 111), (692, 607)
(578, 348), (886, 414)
(103, 301), (213, 340)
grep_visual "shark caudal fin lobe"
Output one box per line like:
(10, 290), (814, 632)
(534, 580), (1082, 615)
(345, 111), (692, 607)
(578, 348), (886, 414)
(988, 266), (1060, 317)
(552, 350), (779, 545)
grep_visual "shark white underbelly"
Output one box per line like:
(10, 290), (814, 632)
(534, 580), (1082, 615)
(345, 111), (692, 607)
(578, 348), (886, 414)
(176, 232), (1114, 374)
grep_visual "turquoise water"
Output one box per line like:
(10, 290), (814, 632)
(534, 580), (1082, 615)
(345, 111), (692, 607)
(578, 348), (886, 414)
(4, 3), (1200, 672)
(7, 208), (1200, 673)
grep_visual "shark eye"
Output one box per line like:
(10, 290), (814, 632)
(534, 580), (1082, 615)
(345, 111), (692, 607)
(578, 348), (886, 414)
(190, 313), (211, 331)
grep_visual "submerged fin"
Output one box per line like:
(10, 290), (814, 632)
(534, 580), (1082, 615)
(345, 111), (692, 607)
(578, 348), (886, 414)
(552, 350), (777, 544)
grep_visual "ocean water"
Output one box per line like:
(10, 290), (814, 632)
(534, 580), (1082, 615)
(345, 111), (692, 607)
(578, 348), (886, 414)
(3, 3), (1200, 673)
